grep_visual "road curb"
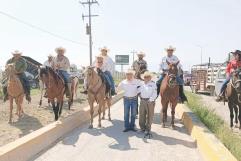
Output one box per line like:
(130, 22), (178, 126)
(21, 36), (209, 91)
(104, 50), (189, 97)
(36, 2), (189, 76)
(0, 92), (124, 161)
(176, 104), (238, 161)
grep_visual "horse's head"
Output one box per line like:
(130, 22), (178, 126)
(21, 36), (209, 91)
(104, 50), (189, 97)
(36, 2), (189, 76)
(166, 60), (179, 86)
(85, 66), (100, 85)
(232, 68), (241, 93)
(39, 66), (49, 83)
(5, 64), (15, 76)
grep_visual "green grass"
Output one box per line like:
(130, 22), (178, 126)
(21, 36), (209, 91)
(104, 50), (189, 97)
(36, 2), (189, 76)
(31, 88), (41, 96)
(185, 91), (241, 161)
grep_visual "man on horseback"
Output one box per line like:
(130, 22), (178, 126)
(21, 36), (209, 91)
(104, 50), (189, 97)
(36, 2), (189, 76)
(52, 47), (71, 98)
(2, 50), (31, 102)
(156, 46), (186, 102)
(43, 54), (54, 67)
(132, 51), (148, 79)
(216, 50), (241, 101)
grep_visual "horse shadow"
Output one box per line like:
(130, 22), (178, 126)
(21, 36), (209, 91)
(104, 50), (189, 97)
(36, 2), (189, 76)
(11, 114), (43, 137)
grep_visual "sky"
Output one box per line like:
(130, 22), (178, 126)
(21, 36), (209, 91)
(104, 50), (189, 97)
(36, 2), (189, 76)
(0, 0), (241, 72)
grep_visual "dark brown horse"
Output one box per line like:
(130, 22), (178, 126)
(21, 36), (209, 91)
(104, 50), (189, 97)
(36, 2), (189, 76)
(39, 66), (68, 121)
(226, 69), (241, 129)
(160, 61), (180, 129)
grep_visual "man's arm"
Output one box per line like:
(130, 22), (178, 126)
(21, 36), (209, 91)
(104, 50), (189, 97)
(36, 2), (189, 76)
(149, 82), (157, 102)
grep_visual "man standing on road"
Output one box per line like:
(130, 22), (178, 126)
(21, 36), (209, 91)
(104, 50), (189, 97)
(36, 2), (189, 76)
(3, 50), (31, 102)
(138, 71), (157, 137)
(118, 69), (141, 132)
(216, 50), (241, 101)
(52, 47), (71, 98)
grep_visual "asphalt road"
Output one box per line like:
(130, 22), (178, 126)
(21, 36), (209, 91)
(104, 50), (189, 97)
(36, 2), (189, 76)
(31, 98), (203, 161)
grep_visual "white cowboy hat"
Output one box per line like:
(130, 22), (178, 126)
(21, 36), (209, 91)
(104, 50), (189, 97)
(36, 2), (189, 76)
(100, 46), (109, 52)
(55, 46), (66, 54)
(12, 50), (22, 55)
(137, 51), (145, 57)
(48, 54), (54, 58)
(126, 69), (135, 75)
(95, 54), (104, 59)
(141, 71), (156, 80)
(165, 45), (176, 51)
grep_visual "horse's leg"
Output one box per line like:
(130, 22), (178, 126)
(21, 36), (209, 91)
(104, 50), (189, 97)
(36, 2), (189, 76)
(20, 95), (24, 116)
(234, 105), (238, 127)
(238, 106), (241, 129)
(102, 101), (106, 120)
(9, 97), (13, 123)
(15, 97), (21, 119)
(56, 102), (60, 120)
(171, 102), (177, 129)
(107, 98), (112, 121)
(228, 101), (234, 128)
(89, 101), (94, 129)
(98, 102), (102, 128)
(161, 101), (168, 128)
(75, 81), (78, 98)
(51, 101), (58, 121)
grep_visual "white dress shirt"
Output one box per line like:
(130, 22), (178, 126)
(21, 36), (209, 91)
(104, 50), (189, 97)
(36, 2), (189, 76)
(138, 80), (157, 102)
(43, 60), (52, 67)
(159, 55), (182, 73)
(118, 79), (141, 97)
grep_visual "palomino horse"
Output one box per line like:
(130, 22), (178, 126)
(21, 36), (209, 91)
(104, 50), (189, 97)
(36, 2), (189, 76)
(160, 61), (180, 129)
(226, 68), (241, 129)
(85, 67), (112, 128)
(71, 76), (79, 100)
(5, 64), (24, 123)
(39, 66), (73, 120)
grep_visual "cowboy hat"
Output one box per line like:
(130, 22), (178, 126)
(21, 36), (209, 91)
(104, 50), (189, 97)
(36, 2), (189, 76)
(48, 54), (54, 58)
(126, 69), (135, 75)
(12, 50), (22, 55)
(55, 47), (66, 54)
(100, 46), (109, 52)
(140, 71), (156, 80)
(137, 51), (145, 57)
(165, 45), (176, 51)
(95, 54), (104, 59)
(231, 50), (241, 55)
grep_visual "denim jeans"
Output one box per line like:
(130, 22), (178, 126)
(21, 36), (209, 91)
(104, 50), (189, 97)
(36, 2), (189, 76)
(104, 71), (115, 93)
(123, 97), (137, 129)
(17, 73), (31, 95)
(220, 76), (231, 94)
(56, 70), (70, 83)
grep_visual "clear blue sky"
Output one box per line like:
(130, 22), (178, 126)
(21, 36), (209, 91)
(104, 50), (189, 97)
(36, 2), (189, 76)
(0, 0), (241, 72)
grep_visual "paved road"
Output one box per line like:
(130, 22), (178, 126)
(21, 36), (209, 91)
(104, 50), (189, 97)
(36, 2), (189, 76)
(32, 98), (203, 161)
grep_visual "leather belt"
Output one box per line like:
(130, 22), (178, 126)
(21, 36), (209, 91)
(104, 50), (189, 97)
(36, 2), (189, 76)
(124, 96), (137, 100)
(141, 98), (149, 101)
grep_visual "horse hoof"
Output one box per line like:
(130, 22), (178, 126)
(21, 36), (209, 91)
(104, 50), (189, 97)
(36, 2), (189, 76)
(102, 117), (105, 120)
(89, 125), (93, 129)
(234, 124), (239, 128)
(162, 124), (165, 128)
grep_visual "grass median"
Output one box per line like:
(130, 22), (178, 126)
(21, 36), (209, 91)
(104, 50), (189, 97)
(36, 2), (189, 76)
(185, 91), (241, 161)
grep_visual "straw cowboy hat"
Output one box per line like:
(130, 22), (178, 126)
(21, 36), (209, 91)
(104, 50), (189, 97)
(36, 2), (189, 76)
(12, 50), (22, 56)
(165, 45), (176, 51)
(100, 46), (109, 52)
(141, 71), (156, 80)
(126, 69), (135, 75)
(55, 47), (66, 54)
(137, 51), (146, 57)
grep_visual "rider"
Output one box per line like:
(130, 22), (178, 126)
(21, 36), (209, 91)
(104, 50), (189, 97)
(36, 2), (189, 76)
(216, 50), (241, 101)
(156, 46), (185, 99)
(98, 47), (116, 95)
(3, 50), (31, 102)
(43, 54), (54, 67)
(132, 51), (148, 78)
(52, 47), (71, 98)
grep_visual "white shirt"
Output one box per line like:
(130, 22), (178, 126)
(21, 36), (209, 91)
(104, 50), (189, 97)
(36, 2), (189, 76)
(98, 55), (115, 74)
(160, 55), (182, 73)
(118, 79), (141, 97)
(43, 60), (52, 67)
(138, 81), (157, 102)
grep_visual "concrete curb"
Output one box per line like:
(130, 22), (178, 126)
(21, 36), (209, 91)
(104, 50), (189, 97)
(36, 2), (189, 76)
(176, 104), (238, 161)
(0, 92), (124, 161)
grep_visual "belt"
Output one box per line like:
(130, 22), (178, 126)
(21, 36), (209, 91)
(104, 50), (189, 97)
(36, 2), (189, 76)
(124, 96), (137, 100)
(141, 98), (149, 101)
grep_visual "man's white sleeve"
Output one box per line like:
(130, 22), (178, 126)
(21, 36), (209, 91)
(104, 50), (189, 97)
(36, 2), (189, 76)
(149, 82), (157, 102)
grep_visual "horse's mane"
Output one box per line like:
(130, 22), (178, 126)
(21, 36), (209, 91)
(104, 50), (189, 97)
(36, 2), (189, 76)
(40, 66), (63, 85)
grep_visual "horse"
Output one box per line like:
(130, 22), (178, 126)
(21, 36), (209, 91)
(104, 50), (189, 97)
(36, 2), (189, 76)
(39, 66), (72, 120)
(71, 76), (79, 100)
(160, 61), (180, 129)
(85, 67), (112, 129)
(226, 69), (241, 129)
(5, 64), (25, 123)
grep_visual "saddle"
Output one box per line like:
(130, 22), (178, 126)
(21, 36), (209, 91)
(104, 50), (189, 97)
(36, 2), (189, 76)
(96, 68), (111, 94)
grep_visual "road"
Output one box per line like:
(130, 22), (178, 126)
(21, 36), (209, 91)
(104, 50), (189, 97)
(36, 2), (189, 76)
(32, 98), (203, 161)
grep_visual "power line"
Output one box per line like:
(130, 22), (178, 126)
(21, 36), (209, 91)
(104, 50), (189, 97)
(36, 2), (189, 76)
(0, 11), (88, 46)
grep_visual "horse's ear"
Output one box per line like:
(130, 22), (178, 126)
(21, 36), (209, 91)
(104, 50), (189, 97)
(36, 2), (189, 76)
(166, 60), (170, 65)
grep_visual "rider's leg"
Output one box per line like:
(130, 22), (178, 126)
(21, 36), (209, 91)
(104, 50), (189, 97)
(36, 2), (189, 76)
(58, 70), (71, 98)
(176, 75), (187, 103)
(103, 72), (114, 95)
(2, 85), (8, 102)
(18, 73), (31, 102)
(216, 77), (231, 101)
(156, 74), (165, 96)
(104, 71), (116, 95)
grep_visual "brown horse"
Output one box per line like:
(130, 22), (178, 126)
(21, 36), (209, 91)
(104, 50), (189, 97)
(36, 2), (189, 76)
(39, 66), (72, 120)
(226, 69), (241, 129)
(85, 67), (112, 129)
(5, 64), (24, 123)
(160, 61), (180, 129)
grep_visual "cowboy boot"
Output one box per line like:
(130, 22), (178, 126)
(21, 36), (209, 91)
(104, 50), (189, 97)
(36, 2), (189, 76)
(65, 83), (72, 98)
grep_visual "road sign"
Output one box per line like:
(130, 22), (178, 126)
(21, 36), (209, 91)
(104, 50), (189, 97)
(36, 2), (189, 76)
(115, 55), (129, 65)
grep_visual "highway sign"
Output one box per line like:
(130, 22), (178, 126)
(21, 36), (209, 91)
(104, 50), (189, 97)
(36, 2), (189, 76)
(115, 55), (129, 65)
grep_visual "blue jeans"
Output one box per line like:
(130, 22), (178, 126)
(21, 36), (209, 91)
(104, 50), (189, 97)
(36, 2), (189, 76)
(56, 70), (70, 83)
(124, 97), (137, 129)
(104, 71), (115, 93)
(220, 76), (231, 94)
(156, 74), (184, 85)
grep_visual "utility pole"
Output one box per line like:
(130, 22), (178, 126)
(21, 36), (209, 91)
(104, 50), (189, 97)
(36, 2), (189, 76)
(80, 0), (99, 66)
(130, 50), (137, 67)
(196, 45), (203, 65)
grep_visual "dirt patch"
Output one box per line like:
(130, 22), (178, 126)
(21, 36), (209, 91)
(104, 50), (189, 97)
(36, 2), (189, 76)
(0, 89), (88, 147)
